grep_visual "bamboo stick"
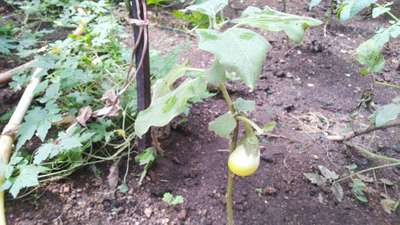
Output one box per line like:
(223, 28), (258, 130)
(0, 60), (36, 85)
(0, 68), (42, 225)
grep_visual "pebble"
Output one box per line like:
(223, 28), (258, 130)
(144, 207), (153, 218)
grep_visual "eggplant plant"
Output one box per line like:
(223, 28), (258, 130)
(134, 1), (322, 223)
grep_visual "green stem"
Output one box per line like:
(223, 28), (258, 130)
(0, 181), (5, 225)
(226, 126), (238, 225)
(375, 80), (400, 89)
(375, 3), (400, 22)
(334, 162), (400, 184)
(236, 116), (263, 135)
(219, 84), (235, 113)
(219, 83), (238, 225)
(344, 141), (400, 163)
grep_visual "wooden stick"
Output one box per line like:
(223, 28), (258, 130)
(0, 60), (36, 84)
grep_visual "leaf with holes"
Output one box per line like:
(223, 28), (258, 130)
(197, 28), (270, 89)
(232, 6), (322, 43)
(209, 113), (237, 138)
(135, 77), (209, 137)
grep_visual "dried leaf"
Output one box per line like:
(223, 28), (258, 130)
(304, 173), (327, 186)
(318, 165), (339, 180)
(380, 178), (394, 186)
(76, 106), (93, 126)
(107, 160), (120, 190)
(381, 198), (398, 214)
(356, 174), (374, 183)
(331, 183), (344, 202)
(93, 90), (121, 117)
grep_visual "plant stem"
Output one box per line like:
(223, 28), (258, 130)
(219, 84), (235, 113)
(236, 116), (263, 135)
(0, 191), (5, 225)
(375, 80), (400, 89)
(219, 83), (238, 225)
(327, 119), (400, 141)
(343, 141), (400, 163)
(226, 125), (238, 225)
(375, 3), (400, 22)
(334, 162), (400, 184)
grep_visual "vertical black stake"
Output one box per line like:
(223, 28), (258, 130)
(131, 0), (151, 151)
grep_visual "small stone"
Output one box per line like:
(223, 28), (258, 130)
(177, 209), (187, 220)
(144, 207), (153, 218)
(263, 186), (278, 195)
(273, 70), (286, 78)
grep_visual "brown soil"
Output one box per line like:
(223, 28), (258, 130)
(2, 0), (400, 225)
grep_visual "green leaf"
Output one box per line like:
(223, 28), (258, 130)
(356, 23), (400, 74)
(263, 121), (277, 133)
(0, 37), (16, 55)
(208, 113), (237, 138)
(351, 179), (368, 203)
(150, 46), (184, 79)
(17, 102), (62, 149)
(162, 192), (184, 205)
(118, 183), (129, 193)
(34, 133), (82, 164)
(39, 82), (60, 103)
(185, 0), (228, 22)
(135, 77), (209, 137)
(232, 6), (322, 43)
(135, 147), (157, 166)
(234, 98), (255, 113)
(375, 101), (400, 126)
(206, 60), (226, 86)
(34, 55), (56, 70)
(9, 165), (47, 198)
(309, 0), (322, 10)
(337, 0), (376, 21)
(151, 65), (188, 101)
(372, 3), (392, 18)
(197, 28), (270, 89)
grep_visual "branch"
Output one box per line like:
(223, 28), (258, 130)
(327, 119), (400, 141)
